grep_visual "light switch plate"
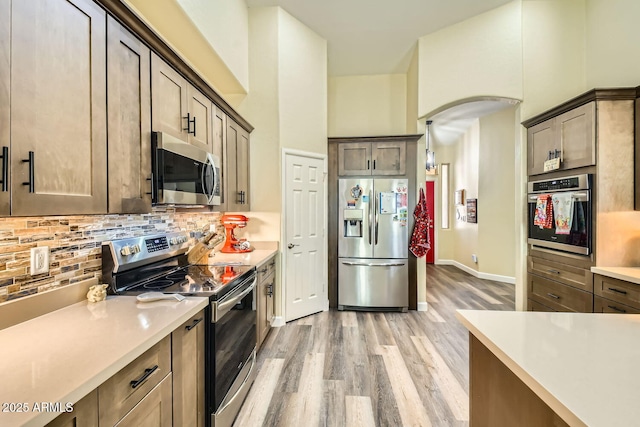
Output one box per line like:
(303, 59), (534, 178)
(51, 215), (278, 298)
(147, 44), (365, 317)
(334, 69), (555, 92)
(30, 246), (50, 275)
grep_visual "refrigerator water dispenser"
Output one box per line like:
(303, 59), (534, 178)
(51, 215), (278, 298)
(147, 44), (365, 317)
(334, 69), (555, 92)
(343, 209), (363, 237)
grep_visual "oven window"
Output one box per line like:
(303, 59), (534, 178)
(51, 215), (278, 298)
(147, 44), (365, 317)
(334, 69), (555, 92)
(211, 288), (256, 411)
(528, 197), (590, 251)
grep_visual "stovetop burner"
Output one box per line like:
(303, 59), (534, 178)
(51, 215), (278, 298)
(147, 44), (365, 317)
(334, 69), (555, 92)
(120, 263), (255, 300)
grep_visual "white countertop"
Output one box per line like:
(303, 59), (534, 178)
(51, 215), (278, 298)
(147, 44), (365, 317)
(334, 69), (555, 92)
(591, 266), (640, 285)
(0, 295), (208, 427)
(207, 248), (278, 268)
(456, 310), (640, 427)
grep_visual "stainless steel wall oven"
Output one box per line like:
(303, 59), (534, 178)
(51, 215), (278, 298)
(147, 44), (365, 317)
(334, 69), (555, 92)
(102, 232), (257, 427)
(527, 174), (592, 255)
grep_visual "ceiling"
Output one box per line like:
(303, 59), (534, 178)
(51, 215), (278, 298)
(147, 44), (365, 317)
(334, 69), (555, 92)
(245, 0), (512, 76)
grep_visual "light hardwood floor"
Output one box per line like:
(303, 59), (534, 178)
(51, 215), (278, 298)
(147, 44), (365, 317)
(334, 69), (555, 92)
(235, 265), (515, 427)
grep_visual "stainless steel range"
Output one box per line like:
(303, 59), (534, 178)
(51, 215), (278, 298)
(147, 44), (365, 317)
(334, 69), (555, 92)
(102, 231), (257, 427)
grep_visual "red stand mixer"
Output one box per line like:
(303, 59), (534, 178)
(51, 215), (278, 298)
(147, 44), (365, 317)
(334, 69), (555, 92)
(220, 214), (253, 253)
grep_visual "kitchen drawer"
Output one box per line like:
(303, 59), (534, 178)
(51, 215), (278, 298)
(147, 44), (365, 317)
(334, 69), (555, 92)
(115, 373), (172, 427)
(594, 274), (640, 310)
(528, 274), (593, 312)
(527, 298), (556, 312)
(594, 296), (640, 314)
(257, 255), (276, 283)
(99, 335), (171, 426)
(528, 256), (593, 292)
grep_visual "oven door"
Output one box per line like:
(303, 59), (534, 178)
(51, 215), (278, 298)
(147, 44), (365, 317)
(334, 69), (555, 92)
(527, 190), (591, 255)
(209, 274), (256, 427)
(152, 131), (221, 206)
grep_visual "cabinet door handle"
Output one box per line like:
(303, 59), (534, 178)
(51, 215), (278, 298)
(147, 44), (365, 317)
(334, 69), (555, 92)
(607, 305), (626, 313)
(0, 146), (8, 192)
(608, 287), (628, 295)
(130, 365), (158, 389)
(547, 269), (561, 275)
(367, 160), (370, 170)
(22, 151), (35, 193)
(546, 293), (560, 299)
(184, 113), (196, 135)
(373, 159), (376, 170)
(185, 317), (203, 332)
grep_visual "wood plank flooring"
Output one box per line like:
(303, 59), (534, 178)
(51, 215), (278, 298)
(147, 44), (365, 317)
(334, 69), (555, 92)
(235, 265), (515, 427)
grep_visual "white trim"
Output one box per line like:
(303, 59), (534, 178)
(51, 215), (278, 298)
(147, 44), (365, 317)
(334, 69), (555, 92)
(281, 148), (329, 323)
(436, 259), (516, 285)
(417, 302), (429, 312)
(271, 316), (285, 327)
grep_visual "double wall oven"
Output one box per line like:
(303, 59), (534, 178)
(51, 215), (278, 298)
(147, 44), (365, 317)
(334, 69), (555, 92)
(102, 232), (256, 427)
(527, 173), (592, 255)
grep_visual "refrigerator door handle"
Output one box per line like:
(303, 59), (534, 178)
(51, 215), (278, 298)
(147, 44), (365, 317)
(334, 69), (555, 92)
(374, 192), (379, 245)
(341, 261), (406, 267)
(368, 190), (373, 245)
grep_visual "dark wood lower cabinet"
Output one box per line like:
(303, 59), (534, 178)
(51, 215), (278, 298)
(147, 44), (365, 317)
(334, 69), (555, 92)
(470, 334), (569, 427)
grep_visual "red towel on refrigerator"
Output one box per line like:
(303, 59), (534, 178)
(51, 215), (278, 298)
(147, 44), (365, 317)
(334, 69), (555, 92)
(410, 188), (431, 258)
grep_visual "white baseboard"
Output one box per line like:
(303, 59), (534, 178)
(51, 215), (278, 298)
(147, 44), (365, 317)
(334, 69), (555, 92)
(271, 316), (285, 327)
(435, 259), (515, 285)
(417, 302), (429, 312)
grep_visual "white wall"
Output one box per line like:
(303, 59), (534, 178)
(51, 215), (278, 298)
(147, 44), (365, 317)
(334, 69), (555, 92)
(278, 9), (328, 154)
(478, 107), (516, 277)
(177, 0), (249, 92)
(124, 0), (248, 95)
(406, 47), (419, 135)
(328, 74), (407, 137)
(418, 1), (523, 118)
(586, 0), (640, 88)
(521, 0), (587, 120)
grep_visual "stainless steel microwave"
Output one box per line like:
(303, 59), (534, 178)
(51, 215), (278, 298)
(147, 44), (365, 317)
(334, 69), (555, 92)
(151, 132), (221, 206)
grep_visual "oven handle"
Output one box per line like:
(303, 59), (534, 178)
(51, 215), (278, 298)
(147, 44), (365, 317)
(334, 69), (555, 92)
(528, 192), (589, 202)
(213, 277), (256, 323)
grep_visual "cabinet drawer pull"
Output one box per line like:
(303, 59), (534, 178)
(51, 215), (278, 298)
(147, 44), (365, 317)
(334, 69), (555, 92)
(185, 317), (203, 332)
(546, 293), (560, 299)
(130, 365), (158, 389)
(547, 269), (561, 275)
(608, 287), (628, 295)
(607, 305), (626, 313)
(0, 146), (8, 192)
(22, 151), (35, 193)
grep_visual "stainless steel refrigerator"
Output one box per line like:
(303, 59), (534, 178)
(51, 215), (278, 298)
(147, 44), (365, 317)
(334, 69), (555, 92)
(338, 178), (409, 311)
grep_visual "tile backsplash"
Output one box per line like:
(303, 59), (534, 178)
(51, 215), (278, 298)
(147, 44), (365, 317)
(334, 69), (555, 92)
(0, 207), (220, 303)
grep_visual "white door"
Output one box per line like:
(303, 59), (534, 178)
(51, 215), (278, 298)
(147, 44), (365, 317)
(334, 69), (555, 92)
(284, 152), (327, 322)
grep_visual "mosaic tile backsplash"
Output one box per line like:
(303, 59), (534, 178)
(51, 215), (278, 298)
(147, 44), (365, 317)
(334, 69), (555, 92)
(0, 207), (221, 303)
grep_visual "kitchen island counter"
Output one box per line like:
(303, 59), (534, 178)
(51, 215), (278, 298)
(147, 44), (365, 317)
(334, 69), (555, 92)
(456, 309), (640, 427)
(0, 295), (208, 427)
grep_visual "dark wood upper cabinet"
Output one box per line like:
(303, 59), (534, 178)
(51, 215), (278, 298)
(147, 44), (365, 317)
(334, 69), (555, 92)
(338, 140), (406, 176)
(107, 16), (152, 214)
(10, 0), (107, 216)
(226, 118), (250, 211)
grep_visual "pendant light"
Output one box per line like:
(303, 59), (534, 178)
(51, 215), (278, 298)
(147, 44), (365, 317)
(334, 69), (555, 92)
(425, 120), (436, 171)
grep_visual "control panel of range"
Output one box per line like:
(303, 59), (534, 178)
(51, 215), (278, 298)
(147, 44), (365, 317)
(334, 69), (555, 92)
(104, 231), (192, 272)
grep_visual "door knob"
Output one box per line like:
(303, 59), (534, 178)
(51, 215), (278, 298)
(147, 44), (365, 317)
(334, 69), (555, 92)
(287, 243), (299, 249)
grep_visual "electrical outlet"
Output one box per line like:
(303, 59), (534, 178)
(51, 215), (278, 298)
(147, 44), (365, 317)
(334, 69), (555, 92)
(471, 254), (478, 263)
(30, 246), (50, 275)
